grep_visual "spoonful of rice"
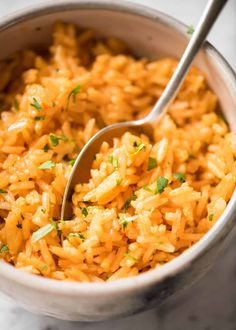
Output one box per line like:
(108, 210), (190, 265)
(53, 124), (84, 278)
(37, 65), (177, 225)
(61, 0), (228, 219)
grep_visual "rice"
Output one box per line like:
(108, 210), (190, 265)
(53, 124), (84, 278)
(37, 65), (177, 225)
(0, 22), (235, 282)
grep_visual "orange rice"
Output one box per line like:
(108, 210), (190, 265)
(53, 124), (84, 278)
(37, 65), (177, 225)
(0, 22), (235, 282)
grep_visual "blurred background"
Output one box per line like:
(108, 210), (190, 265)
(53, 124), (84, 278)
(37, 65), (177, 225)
(0, 0), (235, 329)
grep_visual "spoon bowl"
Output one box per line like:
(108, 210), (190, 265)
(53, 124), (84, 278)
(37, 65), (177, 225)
(62, 119), (154, 219)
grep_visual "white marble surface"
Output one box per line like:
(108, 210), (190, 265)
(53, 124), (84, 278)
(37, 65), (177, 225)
(0, 0), (236, 329)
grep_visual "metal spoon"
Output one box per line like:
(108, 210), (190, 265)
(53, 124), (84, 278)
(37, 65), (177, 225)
(61, 0), (228, 219)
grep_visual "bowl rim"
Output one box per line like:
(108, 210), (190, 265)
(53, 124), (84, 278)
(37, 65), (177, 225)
(0, 0), (236, 297)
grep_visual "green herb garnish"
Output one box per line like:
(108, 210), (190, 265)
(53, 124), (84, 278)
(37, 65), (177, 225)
(0, 245), (9, 253)
(187, 25), (194, 35)
(66, 84), (81, 111)
(133, 141), (138, 147)
(31, 223), (55, 242)
(122, 193), (137, 212)
(49, 134), (68, 147)
(208, 214), (214, 221)
(41, 208), (46, 214)
(30, 97), (42, 111)
(119, 214), (137, 229)
(38, 160), (57, 170)
(116, 178), (122, 186)
(68, 233), (85, 242)
(51, 220), (59, 236)
(81, 207), (88, 218)
(148, 157), (157, 171)
(60, 134), (68, 141)
(143, 184), (153, 193)
(133, 143), (146, 155)
(108, 155), (119, 169)
(43, 144), (49, 153)
(156, 176), (168, 194)
(174, 172), (186, 183)
(13, 99), (19, 112)
(159, 260), (166, 265)
(124, 253), (137, 262)
(49, 134), (59, 146)
(119, 215), (128, 229)
(68, 159), (76, 166)
(0, 189), (7, 194)
(188, 152), (195, 160)
(40, 264), (48, 272)
(35, 116), (45, 121)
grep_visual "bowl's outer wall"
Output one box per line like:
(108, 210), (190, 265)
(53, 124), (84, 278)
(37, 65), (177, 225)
(0, 3), (236, 321)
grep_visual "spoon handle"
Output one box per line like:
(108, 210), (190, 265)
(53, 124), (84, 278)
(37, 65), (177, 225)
(145, 0), (228, 123)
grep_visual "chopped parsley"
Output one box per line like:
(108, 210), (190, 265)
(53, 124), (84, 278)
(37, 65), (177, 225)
(143, 184), (153, 193)
(31, 223), (55, 243)
(68, 233), (85, 242)
(133, 141), (138, 147)
(159, 260), (166, 265)
(116, 178), (122, 186)
(143, 178), (168, 194)
(187, 25), (194, 35)
(122, 193), (137, 212)
(40, 264), (48, 272)
(30, 97), (42, 111)
(148, 157), (157, 171)
(68, 159), (76, 166)
(124, 253), (137, 262)
(59, 134), (68, 141)
(49, 134), (58, 146)
(66, 83), (81, 111)
(174, 172), (186, 183)
(13, 99), (19, 112)
(81, 207), (88, 217)
(119, 214), (128, 229)
(156, 176), (168, 194)
(0, 189), (7, 194)
(38, 160), (57, 170)
(43, 144), (49, 153)
(0, 245), (9, 253)
(49, 134), (68, 147)
(41, 208), (46, 214)
(208, 214), (214, 221)
(119, 214), (138, 229)
(35, 116), (45, 121)
(133, 143), (146, 155)
(188, 152), (195, 160)
(108, 155), (119, 169)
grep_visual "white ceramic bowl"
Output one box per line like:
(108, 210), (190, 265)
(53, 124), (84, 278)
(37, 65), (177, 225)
(0, 0), (236, 322)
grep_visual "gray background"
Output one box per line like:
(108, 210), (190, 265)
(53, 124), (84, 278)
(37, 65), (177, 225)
(0, 0), (236, 329)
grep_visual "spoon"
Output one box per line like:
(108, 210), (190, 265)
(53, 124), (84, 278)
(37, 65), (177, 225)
(61, 0), (228, 219)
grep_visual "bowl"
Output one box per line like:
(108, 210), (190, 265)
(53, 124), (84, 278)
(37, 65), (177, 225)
(0, 0), (236, 322)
